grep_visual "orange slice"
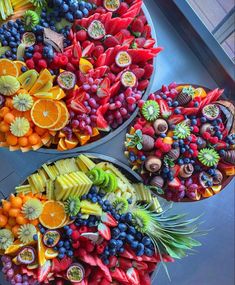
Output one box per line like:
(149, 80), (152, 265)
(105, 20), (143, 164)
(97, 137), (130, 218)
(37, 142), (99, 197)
(79, 58), (93, 73)
(65, 137), (79, 149)
(14, 61), (26, 76)
(39, 201), (67, 229)
(29, 69), (53, 95)
(0, 59), (18, 77)
(31, 99), (61, 129)
(194, 87), (207, 98)
(49, 101), (69, 131)
(45, 248), (58, 259)
(37, 232), (47, 266)
(211, 185), (222, 194)
(57, 138), (68, 151)
(50, 86), (66, 100)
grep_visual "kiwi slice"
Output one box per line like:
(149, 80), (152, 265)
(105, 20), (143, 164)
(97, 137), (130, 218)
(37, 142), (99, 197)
(23, 10), (40, 31)
(0, 76), (20, 96)
(112, 197), (129, 214)
(18, 224), (37, 243)
(65, 196), (81, 217)
(198, 148), (220, 167)
(141, 100), (160, 121)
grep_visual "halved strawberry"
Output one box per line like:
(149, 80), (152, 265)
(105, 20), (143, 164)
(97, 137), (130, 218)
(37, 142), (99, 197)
(171, 165), (180, 177)
(168, 114), (184, 125)
(156, 98), (172, 118)
(116, 2), (129, 16)
(38, 260), (51, 282)
(111, 268), (129, 284)
(103, 35), (120, 48)
(98, 222), (111, 240)
(168, 177), (181, 190)
(96, 256), (112, 282)
(132, 261), (148, 270)
(126, 267), (140, 285)
(51, 258), (61, 273)
(119, 257), (133, 270)
(101, 212), (118, 227)
(82, 42), (95, 57)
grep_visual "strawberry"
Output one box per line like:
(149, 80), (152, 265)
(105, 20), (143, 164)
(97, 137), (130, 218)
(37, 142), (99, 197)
(111, 268), (129, 284)
(96, 244), (106, 254)
(119, 257), (133, 270)
(93, 45), (105, 58)
(103, 36), (120, 48)
(101, 212), (118, 227)
(51, 258), (61, 273)
(117, 2), (129, 16)
(134, 37), (146, 48)
(156, 98), (172, 118)
(171, 165), (180, 177)
(66, 62), (76, 72)
(38, 261), (51, 282)
(126, 268), (140, 285)
(132, 261), (148, 270)
(142, 126), (155, 136)
(131, 18), (144, 35)
(132, 67), (145, 79)
(155, 150), (163, 158)
(138, 15), (147, 25)
(161, 143), (171, 153)
(142, 24), (151, 38)
(108, 256), (118, 268)
(120, 29), (131, 38)
(168, 177), (181, 190)
(98, 222), (111, 240)
(138, 79), (149, 91)
(76, 30), (87, 42)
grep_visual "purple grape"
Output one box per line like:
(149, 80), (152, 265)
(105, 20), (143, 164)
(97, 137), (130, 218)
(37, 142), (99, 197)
(72, 120), (79, 129)
(128, 104), (136, 112)
(15, 283), (22, 285)
(86, 106), (91, 113)
(111, 121), (118, 129)
(1, 255), (11, 263)
(85, 93), (90, 100)
(88, 77), (94, 85)
(22, 276), (28, 282)
(115, 101), (122, 108)
(117, 93), (125, 102)
(22, 282), (29, 285)
(85, 125), (92, 135)
(91, 108), (97, 115)
(179, 185), (186, 192)
(83, 84), (90, 91)
(126, 96), (136, 104)
(2, 267), (8, 274)
(84, 100), (89, 106)
(168, 82), (177, 89)
(10, 280), (16, 285)
(116, 117), (123, 125)
(88, 98), (97, 108)
(7, 269), (14, 278)
(120, 107), (127, 116)
(114, 111), (121, 119)
(69, 110), (75, 119)
(90, 115), (97, 122)
(85, 116), (91, 125)
(185, 178), (193, 187)
(15, 274), (23, 282)
(79, 121), (86, 130)
(109, 103), (116, 110)
(91, 84), (98, 92)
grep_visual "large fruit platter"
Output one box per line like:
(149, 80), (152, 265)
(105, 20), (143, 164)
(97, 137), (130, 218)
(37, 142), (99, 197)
(0, 0), (161, 152)
(0, 154), (203, 285)
(125, 83), (235, 202)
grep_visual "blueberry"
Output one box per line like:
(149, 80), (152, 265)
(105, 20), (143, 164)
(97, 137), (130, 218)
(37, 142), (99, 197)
(41, 11), (47, 18)
(109, 248), (116, 256)
(160, 133), (166, 138)
(70, 2), (78, 9)
(137, 243), (145, 251)
(125, 213), (132, 223)
(58, 241), (64, 247)
(59, 247), (66, 254)
(184, 158), (190, 163)
(64, 225), (69, 230)
(116, 240), (123, 248)
(85, 2), (93, 10)
(7, 21), (14, 28)
(5, 50), (12, 57)
(127, 198), (132, 204)
(33, 234), (38, 241)
(145, 248), (154, 256)
(131, 241), (138, 249)
(118, 223), (127, 232)
(112, 228), (120, 238)
(135, 232), (143, 241)
(118, 247), (125, 253)
(102, 258), (109, 265)
(47, 238), (54, 245)
(142, 237), (151, 246)
(126, 234), (134, 243)
(201, 117), (207, 123)
(67, 250), (73, 257)
(163, 167), (169, 174)
(64, 241), (70, 248)
(91, 196), (97, 203)
(42, 22), (49, 28)
(194, 102), (199, 107)
(37, 35), (43, 42)
(79, 1), (85, 9)
(172, 101), (179, 107)
(58, 253), (65, 259)
(181, 147), (186, 153)
(25, 52), (33, 58)
(40, 228), (45, 234)
(2, 41), (8, 46)
(119, 232), (126, 240)
(62, 3), (69, 12)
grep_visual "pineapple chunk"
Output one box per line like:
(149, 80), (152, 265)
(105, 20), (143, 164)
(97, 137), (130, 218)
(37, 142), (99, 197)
(15, 184), (32, 194)
(80, 200), (102, 216)
(76, 154), (96, 172)
(54, 158), (78, 175)
(42, 164), (59, 180)
(46, 180), (55, 200)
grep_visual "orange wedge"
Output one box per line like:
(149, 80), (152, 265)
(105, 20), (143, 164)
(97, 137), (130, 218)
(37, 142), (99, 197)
(65, 137), (79, 149)
(45, 248), (58, 260)
(49, 101), (69, 131)
(202, 188), (214, 198)
(194, 87), (207, 98)
(50, 86), (66, 100)
(0, 59), (18, 77)
(76, 134), (90, 145)
(37, 232), (47, 266)
(57, 138), (68, 151)
(39, 201), (67, 229)
(31, 99), (61, 129)
(211, 185), (222, 194)
(14, 61), (26, 76)
(79, 58), (93, 73)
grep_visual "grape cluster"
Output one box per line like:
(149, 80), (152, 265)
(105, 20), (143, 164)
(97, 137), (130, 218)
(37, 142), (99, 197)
(1, 255), (37, 285)
(105, 88), (142, 129)
(101, 212), (155, 265)
(0, 19), (25, 60)
(48, 0), (94, 22)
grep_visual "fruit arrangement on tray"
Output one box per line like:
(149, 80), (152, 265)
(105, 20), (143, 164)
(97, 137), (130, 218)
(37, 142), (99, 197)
(0, 155), (203, 285)
(125, 83), (235, 202)
(0, 0), (161, 152)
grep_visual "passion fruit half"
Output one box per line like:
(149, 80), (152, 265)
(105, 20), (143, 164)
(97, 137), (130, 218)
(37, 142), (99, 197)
(43, 230), (61, 248)
(103, 0), (120, 12)
(202, 104), (220, 120)
(17, 246), (36, 265)
(57, 71), (76, 90)
(115, 51), (132, 68)
(67, 263), (85, 282)
(88, 20), (106, 40)
(121, 71), (137, 88)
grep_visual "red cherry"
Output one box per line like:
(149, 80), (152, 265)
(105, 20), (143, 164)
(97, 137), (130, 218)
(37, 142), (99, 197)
(155, 138), (163, 148)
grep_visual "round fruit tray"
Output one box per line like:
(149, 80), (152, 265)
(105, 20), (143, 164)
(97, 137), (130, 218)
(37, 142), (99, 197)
(124, 83), (235, 202)
(0, 153), (205, 285)
(0, 0), (160, 153)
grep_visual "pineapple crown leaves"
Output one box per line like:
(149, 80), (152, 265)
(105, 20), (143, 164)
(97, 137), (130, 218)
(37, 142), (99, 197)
(163, 155), (175, 168)
(182, 86), (195, 97)
(126, 129), (143, 150)
(130, 202), (204, 267)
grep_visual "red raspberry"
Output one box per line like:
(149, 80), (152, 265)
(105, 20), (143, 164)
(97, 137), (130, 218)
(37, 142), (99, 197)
(71, 230), (80, 241)
(96, 244), (105, 254)
(190, 134), (197, 142)
(142, 126), (155, 136)
(25, 59), (35, 69)
(72, 241), (80, 249)
(190, 143), (198, 150)
(155, 150), (162, 158)
(155, 138), (163, 148)
(148, 93), (156, 100)
(34, 44), (43, 52)
(79, 226), (88, 234)
(37, 59), (47, 69)
(134, 123), (142, 130)
(69, 224), (76, 230)
(59, 55), (68, 66)
(202, 131), (211, 140)
(144, 64), (154, 78)
(193, 126), (199, 133)
(137, 117), (146, 126)
(33, 52), (42, 61)
(209, 136), (219, 144)
(192, 150), (199, 157)
(161, 143), (171, 153)
(76, 30), (87, 42)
